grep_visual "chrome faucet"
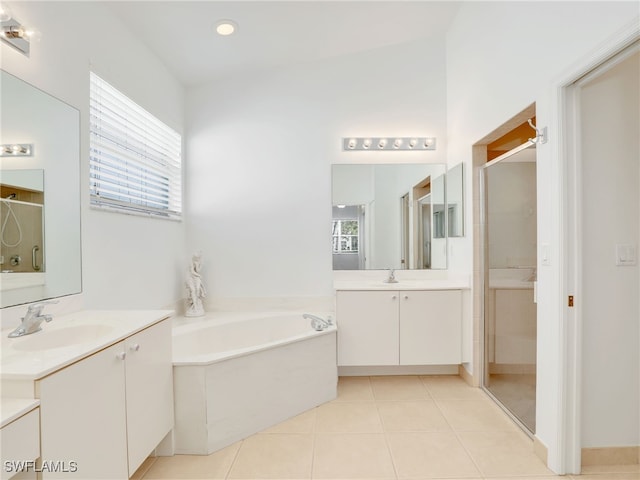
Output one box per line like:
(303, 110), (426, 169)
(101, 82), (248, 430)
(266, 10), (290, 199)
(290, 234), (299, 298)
(303, 313), (333, 331)
(384, 268), (398, 283)
(8, 301), (58, 338)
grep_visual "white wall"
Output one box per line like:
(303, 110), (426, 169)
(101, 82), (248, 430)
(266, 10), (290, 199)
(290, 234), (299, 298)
(445, 0), (639, 471)
(186, 38), (448, 302)
(1, 2), (186, 309)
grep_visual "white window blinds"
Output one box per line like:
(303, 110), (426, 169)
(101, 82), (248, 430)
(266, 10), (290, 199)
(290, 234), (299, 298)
(89, 72), (182, 219)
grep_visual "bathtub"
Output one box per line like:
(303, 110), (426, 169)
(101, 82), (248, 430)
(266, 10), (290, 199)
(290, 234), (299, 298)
(171, 312), (337, 454)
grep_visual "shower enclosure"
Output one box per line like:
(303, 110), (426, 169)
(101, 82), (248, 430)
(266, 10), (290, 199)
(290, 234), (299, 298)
(482, 142), (537, 433)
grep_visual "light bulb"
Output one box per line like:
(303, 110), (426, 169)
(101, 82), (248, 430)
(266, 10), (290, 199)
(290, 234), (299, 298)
(393, 138), (403, 149)
(347, 138), (356, 149)
(378, 138), (387, 149)
(24, 27), (41, 42)
(362, 139), (372, 149)
(408, 138), (417, 149)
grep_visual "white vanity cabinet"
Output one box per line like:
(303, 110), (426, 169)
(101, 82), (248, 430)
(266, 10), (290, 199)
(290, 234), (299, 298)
(336, 291), (400, 365)
(399, 290), (462, 365)
(1, 403), (40, 480)
(36, 319), (173, 479)
(336, 289), (462, 366)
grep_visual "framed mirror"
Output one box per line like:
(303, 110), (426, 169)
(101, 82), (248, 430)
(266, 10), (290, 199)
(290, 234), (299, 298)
(332, 163), (447, 270)
(1, 70), (81, 308)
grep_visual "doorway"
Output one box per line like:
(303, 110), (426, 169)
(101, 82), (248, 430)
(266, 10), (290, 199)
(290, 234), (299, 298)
(473, 107), (539, 435)
(565, 40), (639, 465)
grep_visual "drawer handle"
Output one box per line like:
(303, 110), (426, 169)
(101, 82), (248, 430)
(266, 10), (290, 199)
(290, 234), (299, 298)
(116, 352), (126, 361)
(130, 343), (140, 352)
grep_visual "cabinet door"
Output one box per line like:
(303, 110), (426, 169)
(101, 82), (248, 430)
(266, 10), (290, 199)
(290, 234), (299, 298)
(400, 290), (462, 365)
(37, 343), (128, 479)
(124, 319), (174, 476)
(337, 291), (399, 366)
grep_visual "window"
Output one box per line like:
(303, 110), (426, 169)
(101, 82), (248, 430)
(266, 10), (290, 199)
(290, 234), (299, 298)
(89, 72), (182, 219)
(332, 219), (359, 253)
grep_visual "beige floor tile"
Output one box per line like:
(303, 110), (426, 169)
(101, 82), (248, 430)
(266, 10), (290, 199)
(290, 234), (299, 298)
(312, 433), (396, 479)
(458, 430), (554, 477)
(581, 464), (640, 474)
(386, 431), (482, 478)
(420, 375), (485, 400)
(435, 397), (520, 431)
(335, 376), (375, 402)
(143, 442), (241, 479)
(570, 475), (640, 479)
(228, 434), (313, 479)
(485, 477), (562, 480)
(370, 375), (430, 401)
(261, 408), (317, 434)
(316, 402), (383, 433)
(377, 400), (451, 432)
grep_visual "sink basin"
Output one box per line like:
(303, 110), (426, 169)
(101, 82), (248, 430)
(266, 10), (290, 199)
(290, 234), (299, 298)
(9, 324), (116, 351)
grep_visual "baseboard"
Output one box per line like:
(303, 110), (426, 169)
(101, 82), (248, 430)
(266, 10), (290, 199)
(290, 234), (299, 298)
(533, 436), (548, 465)
(458, 364), (478, 386)
(581, 446), (639, 466)
(338, 365), (459, 376)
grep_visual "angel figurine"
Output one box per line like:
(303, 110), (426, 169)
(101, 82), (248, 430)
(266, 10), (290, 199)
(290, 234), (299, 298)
(185, 251), (206, 317)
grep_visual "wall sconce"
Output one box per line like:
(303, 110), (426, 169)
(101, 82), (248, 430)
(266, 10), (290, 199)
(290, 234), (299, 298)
(343, 137), (436, 151)
(0, 4), (39, 56)
(1, 144), (33, 157)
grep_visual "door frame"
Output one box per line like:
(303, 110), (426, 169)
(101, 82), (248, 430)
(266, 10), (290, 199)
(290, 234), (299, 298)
(556, 20), (639, 474)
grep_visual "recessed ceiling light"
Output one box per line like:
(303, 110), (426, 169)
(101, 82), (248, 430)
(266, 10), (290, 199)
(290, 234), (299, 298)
(215, 20), (237, 36)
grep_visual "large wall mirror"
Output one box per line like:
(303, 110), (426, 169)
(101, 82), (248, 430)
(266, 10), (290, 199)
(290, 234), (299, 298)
(332, 163), (448, 270)
(1, 70), (81, 308)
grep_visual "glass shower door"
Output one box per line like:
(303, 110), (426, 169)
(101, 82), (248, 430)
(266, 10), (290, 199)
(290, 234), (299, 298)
(483, 144), (538, 433)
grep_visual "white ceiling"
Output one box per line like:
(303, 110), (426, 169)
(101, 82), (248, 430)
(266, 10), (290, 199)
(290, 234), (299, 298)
(106, 1), (462, 87)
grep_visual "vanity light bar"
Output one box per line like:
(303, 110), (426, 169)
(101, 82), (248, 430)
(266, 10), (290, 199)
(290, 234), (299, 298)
(0, 144), (33, 157)
(342, 137), (436, 151)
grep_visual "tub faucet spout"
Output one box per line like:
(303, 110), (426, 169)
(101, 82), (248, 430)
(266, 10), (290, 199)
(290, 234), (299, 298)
(303, 313), (332, 331)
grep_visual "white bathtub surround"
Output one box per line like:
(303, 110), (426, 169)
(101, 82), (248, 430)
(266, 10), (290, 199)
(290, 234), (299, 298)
(172, 311), (337, 454)
(203, 295), (335, 313)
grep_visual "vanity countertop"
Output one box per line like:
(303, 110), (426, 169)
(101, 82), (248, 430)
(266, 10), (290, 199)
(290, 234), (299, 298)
(334, 278), (470, 291)
(0, 397), (40, 428)
(1, 309), (173, 381)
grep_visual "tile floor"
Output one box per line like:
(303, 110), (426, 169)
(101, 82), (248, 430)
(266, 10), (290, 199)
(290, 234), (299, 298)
(136, 375), (640, 479)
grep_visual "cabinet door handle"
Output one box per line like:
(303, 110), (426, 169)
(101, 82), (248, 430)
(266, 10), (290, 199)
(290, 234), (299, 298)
(404, 295), (409, 300)
(116, 352), (126, 360)
(391, 295), (397, 300)
(130, 343), (140, 352)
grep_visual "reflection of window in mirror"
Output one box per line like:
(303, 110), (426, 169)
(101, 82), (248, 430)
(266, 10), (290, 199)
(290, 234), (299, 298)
(332, 219), (359, 253)
(332, 205), (365, 270)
